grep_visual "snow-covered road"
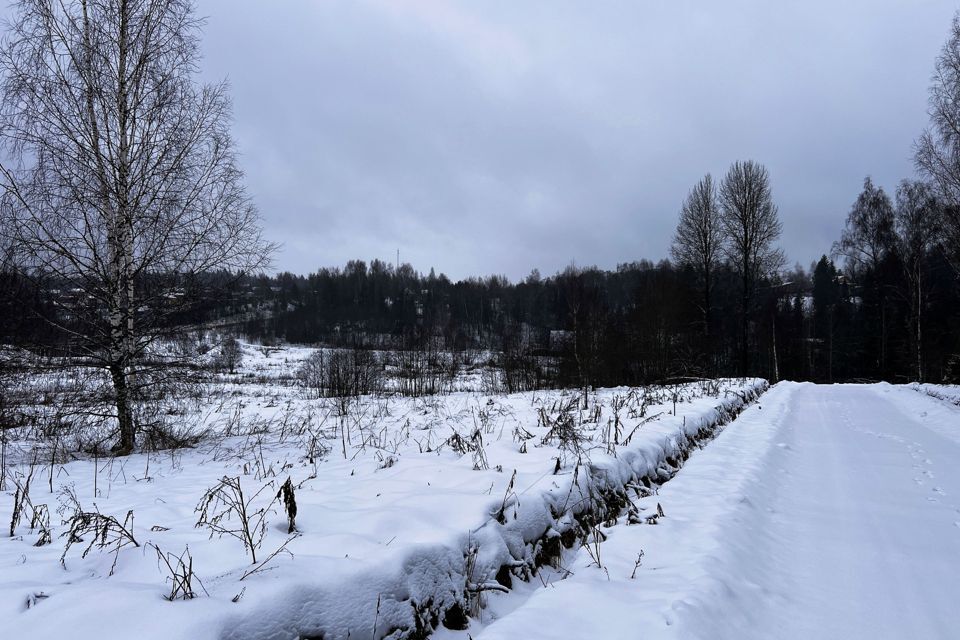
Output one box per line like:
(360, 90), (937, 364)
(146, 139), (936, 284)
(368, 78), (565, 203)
(462, 383), (960, 639)
(728, 383), (960, 639)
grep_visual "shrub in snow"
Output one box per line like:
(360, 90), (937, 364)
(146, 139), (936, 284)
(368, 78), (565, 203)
(216, 337), (244, 374)
(299, 348), (383, 404)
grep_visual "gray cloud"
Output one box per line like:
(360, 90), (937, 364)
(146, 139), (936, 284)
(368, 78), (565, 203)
(198, 1), (956, 278)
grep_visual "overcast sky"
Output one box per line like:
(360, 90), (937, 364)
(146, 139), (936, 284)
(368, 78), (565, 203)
(195, 0), (955, 281)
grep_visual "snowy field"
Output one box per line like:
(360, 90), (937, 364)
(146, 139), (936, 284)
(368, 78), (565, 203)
(4, 345), (960, 640)
(1, 343), (766, 640)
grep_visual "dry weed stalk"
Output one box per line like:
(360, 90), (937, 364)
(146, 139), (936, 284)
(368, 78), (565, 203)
(194, 475), (274, 564)
(151, 544), (207, 600)
(59, 493), (139, 576)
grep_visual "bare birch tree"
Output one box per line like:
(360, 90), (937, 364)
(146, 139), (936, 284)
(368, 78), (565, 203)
(916, 12), (960, 273)
(894, 180), (940, 382)
(718, 160), (784, 376)
(671, 173), (722, 366)
(0, 0), (273, 454)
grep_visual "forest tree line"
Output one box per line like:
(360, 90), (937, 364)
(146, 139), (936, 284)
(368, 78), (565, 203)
(2, 154), (960, 388)
(3, 161), (960, 389)
(234, 192), (957, 388)
(216, 152), (960, 387)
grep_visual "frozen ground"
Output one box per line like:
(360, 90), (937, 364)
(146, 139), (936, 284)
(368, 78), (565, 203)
(0, 344), (766, 640)
(443, 382), (960, 640)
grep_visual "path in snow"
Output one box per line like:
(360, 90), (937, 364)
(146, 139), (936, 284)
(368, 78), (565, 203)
(458, 383), (960, 640)
(722, 383), (960, 640)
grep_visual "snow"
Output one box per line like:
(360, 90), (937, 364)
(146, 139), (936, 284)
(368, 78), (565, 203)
(0, 345), (766, 640)
(444, 382), (960, 639)
(7, 349), (957, 640)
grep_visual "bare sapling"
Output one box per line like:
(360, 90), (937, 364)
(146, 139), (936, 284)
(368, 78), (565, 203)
(630, 550), (645, 579)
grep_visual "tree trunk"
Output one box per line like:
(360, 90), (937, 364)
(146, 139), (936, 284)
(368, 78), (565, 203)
(828, 306), (834, 384)
(740, 273), (750, 377)
(703, 269), (713, 374)
(110, 363), (135, 455)
(878, 282), (887, 379)
(97, 0), (137, 454)
(771, 311), (779, 383)
(916, 267), (923, 382)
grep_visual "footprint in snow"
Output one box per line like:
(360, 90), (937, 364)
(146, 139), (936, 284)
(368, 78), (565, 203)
(933, 487), (946, 495)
